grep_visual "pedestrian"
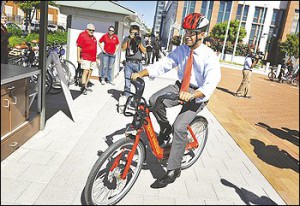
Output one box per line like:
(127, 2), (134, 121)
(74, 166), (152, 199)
(203, 36), (213, 48)
(99, 26), (119, 85)
(235, 48), (259, 98)
(76, 23), (97, 95)
(1, 12), (9, 64)
(120, 22), (146, 97)
(152, 35), (161, 64)
(145, 36), (153, 65)
(131, 13), (221, 185)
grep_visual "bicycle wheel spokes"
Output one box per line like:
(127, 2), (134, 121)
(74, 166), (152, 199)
(87, 139), (145, 205)
(181, 117), (208, 169)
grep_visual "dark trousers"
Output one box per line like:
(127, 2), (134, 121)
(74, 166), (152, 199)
(149, 82), (208, 170)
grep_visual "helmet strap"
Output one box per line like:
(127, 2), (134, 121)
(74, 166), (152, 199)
(189, 31), (202, 49)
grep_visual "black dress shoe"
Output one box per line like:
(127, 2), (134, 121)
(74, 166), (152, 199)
(158, 168), (181, 185)
(158, 124), (172, 145)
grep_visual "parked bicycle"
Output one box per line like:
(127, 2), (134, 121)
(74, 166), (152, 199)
(268, 64), (296, 84)
(84, 78), (208, 205)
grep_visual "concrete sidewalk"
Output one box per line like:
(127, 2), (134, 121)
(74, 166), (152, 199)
(1, 71), (285, 205)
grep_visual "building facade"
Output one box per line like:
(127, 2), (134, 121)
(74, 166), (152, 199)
(160, 1), (299, 64)
(152, 1), (165, 36)
(3, 1), (61, 26)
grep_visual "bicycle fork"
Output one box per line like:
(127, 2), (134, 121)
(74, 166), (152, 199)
(108, 129), (143, 180)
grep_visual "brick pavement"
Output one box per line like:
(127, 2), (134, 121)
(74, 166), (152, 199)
(1, 68), (286, 205)
(208, 66), (299, 205)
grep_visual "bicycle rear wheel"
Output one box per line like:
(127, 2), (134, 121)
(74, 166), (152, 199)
(181, 116), (208, 170)
(268, 72), (276, 81)
(84, 137), (145, 205)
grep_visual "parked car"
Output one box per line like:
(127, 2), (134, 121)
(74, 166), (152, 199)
(47, 24), (58, 32)
(57, 25), (66, 32)
(5, 22), (21, 30)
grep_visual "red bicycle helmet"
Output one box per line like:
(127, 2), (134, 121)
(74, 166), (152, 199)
(182, 13), (209, 31)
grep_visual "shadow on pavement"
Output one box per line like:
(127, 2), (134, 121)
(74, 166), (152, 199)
(107, 89), (123, 102)
(31, 88), (82, 121)
(250, 139), (299, 173)
(221, 179), (277, 205)
(256, 122), (299, 147)
(216, 86), (236, 96)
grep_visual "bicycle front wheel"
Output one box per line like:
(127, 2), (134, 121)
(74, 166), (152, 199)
(84, 137), (145, 205)
(62, 59), (76, 84)
(181, 116), (208, 170)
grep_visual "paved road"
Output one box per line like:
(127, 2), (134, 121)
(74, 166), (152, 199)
(208, 66), (299, 205)
(1, 69), (285, 205)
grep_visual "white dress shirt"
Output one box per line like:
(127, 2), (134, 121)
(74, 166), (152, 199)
(146, 44), (221, 102)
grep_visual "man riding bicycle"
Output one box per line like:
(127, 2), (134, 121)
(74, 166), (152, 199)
(131, 13), (221, 185)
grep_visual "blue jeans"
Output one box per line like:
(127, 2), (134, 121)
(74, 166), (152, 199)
(124, 61), (142, 96)
(101, 53), (116, 82)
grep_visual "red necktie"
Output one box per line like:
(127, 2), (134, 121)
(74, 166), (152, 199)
(180, 49), (194, 92)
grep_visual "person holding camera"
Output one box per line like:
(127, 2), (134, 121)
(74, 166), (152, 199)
(121, 22), (146, 96)
(235, 48), (259, 98)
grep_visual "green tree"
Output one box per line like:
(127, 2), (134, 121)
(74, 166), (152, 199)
(210, 20), (247, 45)
(279, 33), (299, 59)
(13, 1), (57, 33)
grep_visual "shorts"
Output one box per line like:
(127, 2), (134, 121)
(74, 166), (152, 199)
(81, 59), (97, 70)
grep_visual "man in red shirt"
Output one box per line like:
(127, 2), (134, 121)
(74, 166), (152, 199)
(98, 26), (119, 85)
(76, 23), (97, 95)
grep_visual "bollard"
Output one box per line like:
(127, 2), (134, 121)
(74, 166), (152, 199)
(265, 62), (270, 73)
(276, 64), (281, 78)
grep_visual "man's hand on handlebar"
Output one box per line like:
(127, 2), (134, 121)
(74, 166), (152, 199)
(131, 72), (142, 81)
(179, 91), (195, 102)
(131, 69), (150, 81)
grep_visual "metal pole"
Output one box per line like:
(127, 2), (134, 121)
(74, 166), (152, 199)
(254, 6), (266, 53)
(166, 20), (173, 52)
(231, 1), (245, 62)
(205, 1), (210, 17)
(220, 2), (234, 60)
(38, 1), (48, 130)
(181, 1), (190, 44)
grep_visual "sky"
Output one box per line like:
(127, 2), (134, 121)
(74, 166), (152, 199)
(117, 1), (157, 28)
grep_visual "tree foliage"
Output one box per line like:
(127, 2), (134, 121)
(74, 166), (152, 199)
(210, 20), (247, 45)
(279, 33), (299, 59)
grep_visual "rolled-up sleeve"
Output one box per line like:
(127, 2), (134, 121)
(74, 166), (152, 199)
(146, 47), (181, 78)
(197, 55), (221, 101)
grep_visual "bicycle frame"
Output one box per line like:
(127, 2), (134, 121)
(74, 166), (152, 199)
(114, 104), (200, 180)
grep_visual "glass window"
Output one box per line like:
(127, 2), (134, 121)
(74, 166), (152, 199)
(291, 9), (299, 34)
(217, 1), (233, 23)
(236, 4), (249, 22)
(249, 7), (268, 46)
(200, 1), (214, 31)
(269, 9), (285, 37)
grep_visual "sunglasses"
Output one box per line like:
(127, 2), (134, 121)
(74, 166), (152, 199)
(108, 30), (114, 32)
(88, 29), (95, 32)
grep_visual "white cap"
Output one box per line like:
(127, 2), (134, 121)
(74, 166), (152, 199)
(87, 23), (95, 30)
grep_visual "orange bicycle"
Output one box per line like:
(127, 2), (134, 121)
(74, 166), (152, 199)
(84, 78), (208, 205)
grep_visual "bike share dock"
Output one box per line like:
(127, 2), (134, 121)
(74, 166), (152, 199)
(1, 70), (285, 205)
